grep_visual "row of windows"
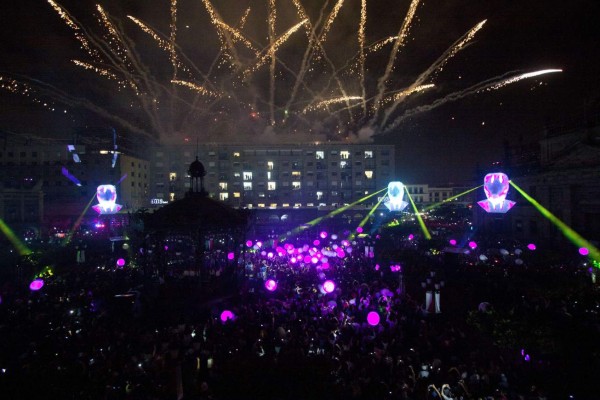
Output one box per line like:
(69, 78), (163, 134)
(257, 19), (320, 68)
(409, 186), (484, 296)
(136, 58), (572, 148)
(156, 149), (389, 159)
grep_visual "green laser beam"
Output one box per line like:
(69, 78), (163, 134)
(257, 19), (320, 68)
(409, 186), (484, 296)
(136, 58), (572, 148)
(0, 219), (32, 256)
(64, 193), (97, 245)
(348, 196), (385, 240)
(510, 180), (600, 264)
(423, 185), (483, 212)
(404, 187), (432, 240)
(280, 187), (387, 241)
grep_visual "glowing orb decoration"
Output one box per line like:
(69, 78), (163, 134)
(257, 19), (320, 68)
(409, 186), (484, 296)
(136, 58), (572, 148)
(367, 311), (380, 326)
(246, 240), (253, 247)
(320, 231), (328, 239)
(527, 244), (536, 251)
(227, 252), (235, 260)
(92, 185), (122, 215)
(220, 310), (235, 322)
(267, 252), (274, 259)
(375, 264), (380, 271)
(116, 258), (126, 268)
(356, 226), (363, 233)
(311, 256), (319, 264)
(390, 264), (401, 272)
(579, 247), (589, 256)
(331, 234), (338, 240)
(408, 234), (414, 241)
(321, 262), (330, 269)
(265, 279), (277, 292)
(384, 181), (409, 211)
(468, 241), (478, 249)
(449, 239), (457, 246)
(323, 280), (335, 293)
(313, 240), (320, 246)
(477, 173), (516, 213)
(290, 257), (297, 264)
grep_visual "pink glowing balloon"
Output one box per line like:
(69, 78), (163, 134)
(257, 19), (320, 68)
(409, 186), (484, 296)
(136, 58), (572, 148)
(367, 311), (380, 326)
(356, 226), (363, 233)
(290, 257), (297, 264)
(449, 239), (457, 246)
(323, 280), (335, 293)
(29, 279), (44, 291)
(267, 252), (274, 259)
(220, 310), (235, 322)
(321, 262), (330, 269)
(408, 234), (414, 240)
(246, 240), (253, 247)
(227, 252), (235, 260)
(579, 247), (589, 256)
(468, 241), (478, 249)
(320, 231), (328, 239)
(116, 258), (126, 268)
(311, 257), (319, 264)
(375, 264), (380, 271)
(304, 255), (312, 263)
(313, 239), (320, 246)
(265, 279), (277, 291)
(527, 244), (536, 251)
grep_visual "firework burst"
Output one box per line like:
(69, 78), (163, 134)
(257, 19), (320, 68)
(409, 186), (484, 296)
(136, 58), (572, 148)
(0, 0), (561, 143)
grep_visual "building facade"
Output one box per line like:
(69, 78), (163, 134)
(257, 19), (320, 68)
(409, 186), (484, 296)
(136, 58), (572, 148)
(146, 143), (396, 210)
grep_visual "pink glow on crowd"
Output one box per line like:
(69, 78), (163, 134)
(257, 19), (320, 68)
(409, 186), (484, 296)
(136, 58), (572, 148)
(265, 279), (277, 292)
(323, 280), (335, 293)
(367, 311), (380, 326)
(29, 279), (44, 291)
(321, 262), (330, 269)
(220, 310), (234, 322)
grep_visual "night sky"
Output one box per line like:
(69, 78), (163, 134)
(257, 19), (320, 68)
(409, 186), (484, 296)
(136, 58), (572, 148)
(1, 0), (599, 184)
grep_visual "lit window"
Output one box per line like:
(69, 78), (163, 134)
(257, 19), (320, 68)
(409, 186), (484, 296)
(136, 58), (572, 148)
(364, 171), (373, 179)
(169, 172), (177, 181)
(243, 172), (253, 180)
(316, 191), (324, 200)
(340, 161), (348, 169)
(233, 192), (241, 198)
(307, 203), (314, 207)
(364, 150), (373, 158)
(258, 192), (266, 198)
(169, 192), (175, 202)
(316, 151), (324, 159)
(267, 172), (272, 180)
(340, 151), (350, 159)
(233, 152), (240, 157)
(292, 181), (301, 190)
(258, 203), (265, 208)
(267, 161), (274, 170)
(292, 171), (301, 177)
(243, 182), (253, 190)
(219, 182), (228, 190)
(219, 192), (229, 201)
(234, 172), (241, 178)
(268, 182), (276, 190)
(282, 203), (290, 207)
(269, 203), (277, 209)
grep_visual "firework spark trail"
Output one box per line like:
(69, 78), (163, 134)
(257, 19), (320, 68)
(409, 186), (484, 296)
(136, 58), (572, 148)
(382, 69), (563, 134)
(71, 60), (118, 80)
(171, 80), (220, 98)
(319, 0), (345, 43)
(379, 20), (486, 128)
(283, 0), (329, 122)
(268, 0), (277, 126)
(303, 96), (362, 113)
(358, 0), (367, 117)
(128, 16), (169, 50)
(366, 36), (399, 54)
(169, 0), (179, 78)
(213, 19), (258, 53)
(371, 0), (421, 121)
(47, 0), (99, 61)
(200, 0), (243, 68)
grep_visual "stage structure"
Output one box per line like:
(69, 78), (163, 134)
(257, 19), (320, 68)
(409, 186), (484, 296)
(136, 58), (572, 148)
(92, 184), (123, 215)
(477, 173), (516, 213)
(383, 181), (409, 212)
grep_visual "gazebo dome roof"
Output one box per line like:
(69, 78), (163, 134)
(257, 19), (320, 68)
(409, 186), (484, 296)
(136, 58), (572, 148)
(188, 157), (206, 178)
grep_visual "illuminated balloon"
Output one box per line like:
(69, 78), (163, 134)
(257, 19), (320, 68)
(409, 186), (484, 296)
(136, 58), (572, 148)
(527, 244), (536, 251)
(579, 247), (589, 256)
(116, 258), (126, 268)
(265, 279), (277, 291)
(367, 311), (380, 326)
(227, 252), (235, 260)
(220, 310), (235, 322)
(29, 279), (44, 291)
(449, 239), (457, 246)
(323, 280), (335, 293)
(468, 241), (477, 249)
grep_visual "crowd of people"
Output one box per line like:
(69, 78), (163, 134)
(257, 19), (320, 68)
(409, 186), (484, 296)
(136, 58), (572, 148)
(0, 229), (598, 399)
